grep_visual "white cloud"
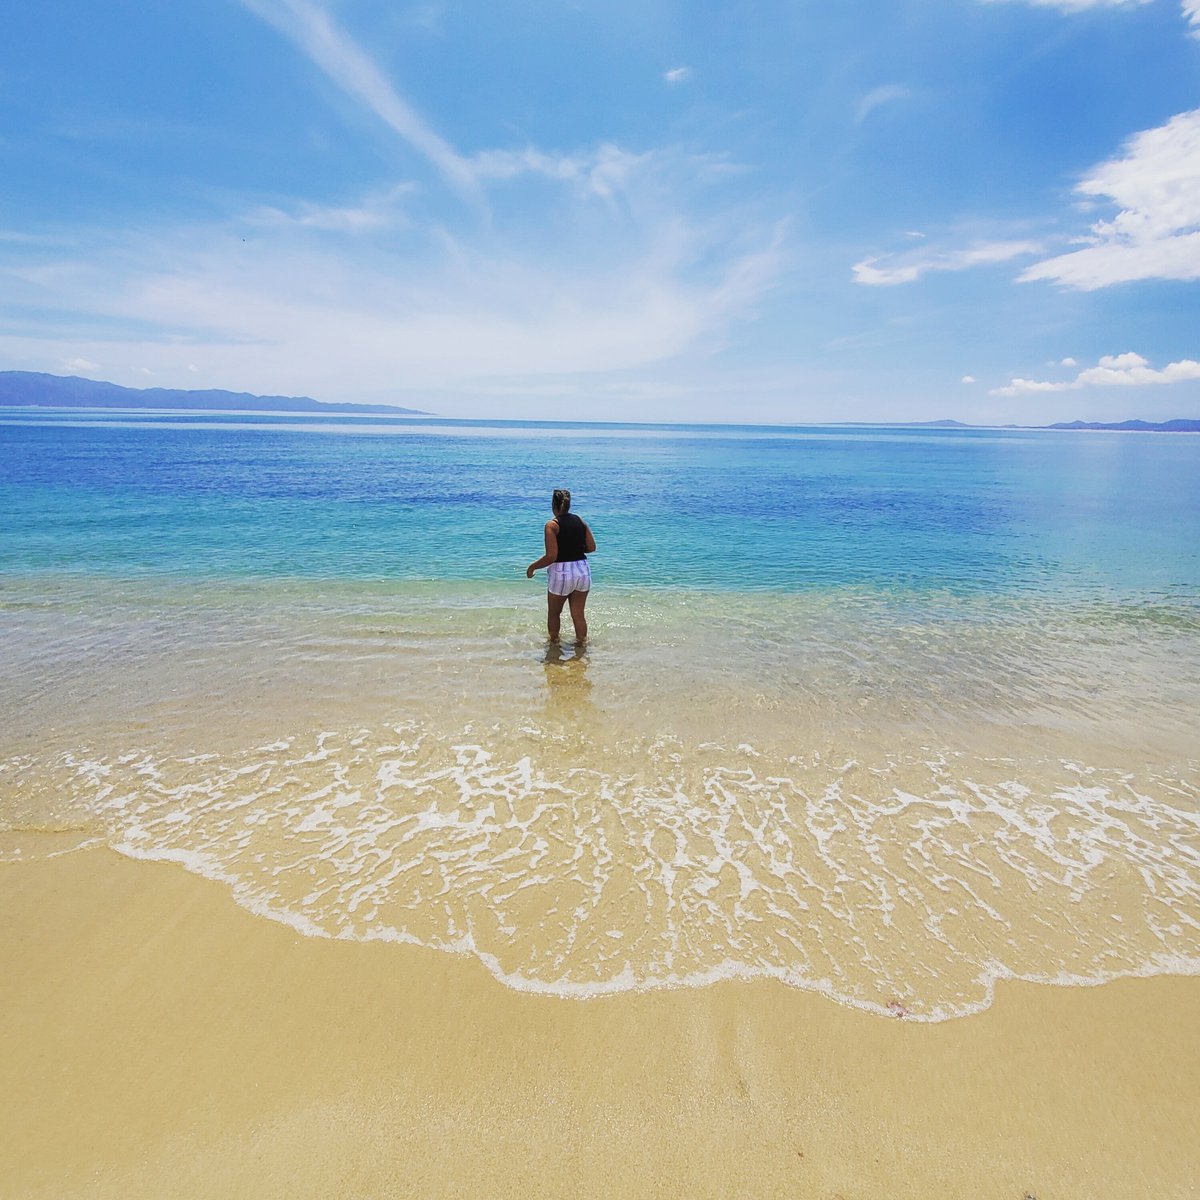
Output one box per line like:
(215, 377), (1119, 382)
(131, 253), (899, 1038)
(237, 0), (478, 196)
(1000, 0), (1200, 27)
(1061, 356), (1078, 366)
(1020, 108), (1200, 289)
(664, 66), (692, 84)
(0, 178), (783, 404)
(2, 2), (789, 418)
(245, 184), (415, 232)
(856, 85), (911, 124)
(405, 3), (445, 35)
(990, 352), (1200, 395)
(471, 144), (649, 202)
(853, 238), (1042, 285)
(985, 0), (1150, 11)
(62, 357), (100, 374)
(961, 375), (976, 384)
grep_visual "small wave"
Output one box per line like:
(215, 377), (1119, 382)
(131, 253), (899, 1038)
(3, 724), (1198, 1020)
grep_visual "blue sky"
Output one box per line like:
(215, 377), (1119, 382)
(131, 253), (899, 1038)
(2, 0), (1199, 422)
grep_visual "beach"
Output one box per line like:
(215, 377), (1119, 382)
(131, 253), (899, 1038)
(7, 0), (1200, 1189)
(3, 843), (1199, 1199)
(2, 412), (1199, 1195)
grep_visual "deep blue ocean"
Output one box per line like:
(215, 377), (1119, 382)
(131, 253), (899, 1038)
(3, 408), (1198, 599)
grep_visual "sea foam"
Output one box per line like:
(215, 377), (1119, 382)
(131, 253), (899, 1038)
(4, 721), (1198, 1021)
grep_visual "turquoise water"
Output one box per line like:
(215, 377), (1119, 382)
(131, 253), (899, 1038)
(3, 408), (1198, 597)
(2, 408), (1199, 1018)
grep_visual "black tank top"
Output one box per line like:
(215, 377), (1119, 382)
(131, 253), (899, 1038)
(554, 512), (587, 562)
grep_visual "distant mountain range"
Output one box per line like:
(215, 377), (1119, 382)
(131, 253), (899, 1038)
(0, 371), (430, 415)
(1, 371), (1197, 431)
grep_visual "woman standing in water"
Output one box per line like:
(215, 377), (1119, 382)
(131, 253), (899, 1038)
(526, 488), (596, 644)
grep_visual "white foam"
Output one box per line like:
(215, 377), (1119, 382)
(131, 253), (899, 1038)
(6, 725), (1199, 1021)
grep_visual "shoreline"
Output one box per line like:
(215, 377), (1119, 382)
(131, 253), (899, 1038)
(94, 840), (1200, 1020)
(3, 846), (1198, 1199)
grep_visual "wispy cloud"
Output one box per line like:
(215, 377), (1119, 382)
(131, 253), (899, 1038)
(244, 184), (416, 233)
(1020, 109), (1200, 289)
(470, 144), (649, 201)
(853, 238), (1042, 285)
(2, 1), (788, 415)
(990, 352), (1200, 395)
(237, 0), (478, 197)
(990, 0), (1199, 29)
(983, 0), (1150, 12)
(855, 84), (911, 124)
(0, 168), (783, 406)
(405, 3), (446, 35)
(664, 66), (692, 84)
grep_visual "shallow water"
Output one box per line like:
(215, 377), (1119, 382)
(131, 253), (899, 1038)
(2, 409), (1198, 1018)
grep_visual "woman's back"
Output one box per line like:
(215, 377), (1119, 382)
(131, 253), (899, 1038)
(554, 512), (588, 562)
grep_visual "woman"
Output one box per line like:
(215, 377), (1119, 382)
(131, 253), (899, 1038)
(526, 488), (596, 644)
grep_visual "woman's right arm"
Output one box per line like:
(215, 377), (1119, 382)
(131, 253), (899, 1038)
(526, 520), (559, 577)
(584, 523), (596, 554)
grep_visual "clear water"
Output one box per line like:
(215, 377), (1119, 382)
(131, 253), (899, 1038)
(3, 409), (1199, 595)
(2, 408), (1198, 1019)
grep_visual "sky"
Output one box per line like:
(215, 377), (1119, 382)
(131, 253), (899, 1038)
(1, 0), (1199, 423)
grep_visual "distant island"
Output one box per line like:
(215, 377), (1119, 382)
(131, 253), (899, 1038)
(1042, 418), (1200, 432)
(0, 371), (430, 416)
(836, 417), (1200, 433)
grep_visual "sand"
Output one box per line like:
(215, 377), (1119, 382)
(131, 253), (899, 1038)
(2, 844), (1198, 1199)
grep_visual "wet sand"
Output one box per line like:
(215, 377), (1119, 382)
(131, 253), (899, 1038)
(2, 845), (1198, 1199)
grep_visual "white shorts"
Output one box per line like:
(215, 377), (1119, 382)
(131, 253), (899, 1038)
(547, 560), (591, 596)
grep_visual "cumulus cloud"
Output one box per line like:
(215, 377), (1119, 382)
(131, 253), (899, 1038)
(1020, 109), (1200, 289)
(990, 352), (1200, 395)
(664, 66), (692, 84)
(852, 238), (1042, 285)
(856, 85), (911, 124)
(1186, 0), (1200, 33)
(962, 375), (977, 384)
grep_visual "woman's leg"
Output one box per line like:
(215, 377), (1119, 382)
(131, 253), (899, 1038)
(546, 591), (567, 641)
(567, 589), (588, 643)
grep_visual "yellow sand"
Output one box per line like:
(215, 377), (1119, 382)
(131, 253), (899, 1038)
(2, 846), (1198, 1199)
